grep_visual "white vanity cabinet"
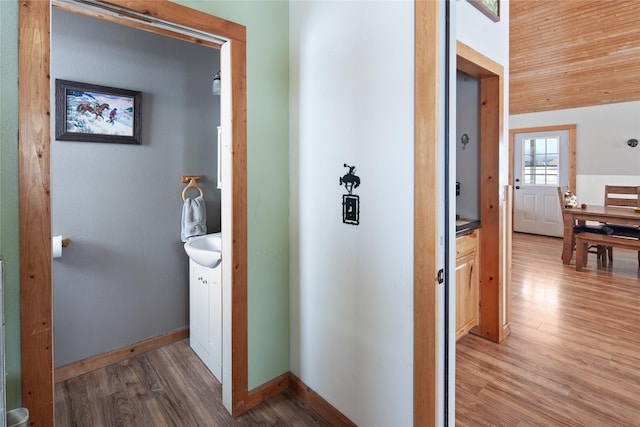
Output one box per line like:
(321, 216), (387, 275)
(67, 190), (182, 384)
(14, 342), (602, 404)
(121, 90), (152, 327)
(189, 259), (222, 382)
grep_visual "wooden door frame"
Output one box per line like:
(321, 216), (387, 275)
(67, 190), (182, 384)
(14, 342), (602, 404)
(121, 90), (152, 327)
(18, 1), (248, 424)
(414, 2), (442, 424)
(456, 41), (509, 343)
(509, 124), (577, 195)
(509, 125), (577, 234)
(415, 6), (509, 424)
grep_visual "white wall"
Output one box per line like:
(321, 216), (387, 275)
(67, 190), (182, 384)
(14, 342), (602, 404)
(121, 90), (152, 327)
(457, 0), (510, 193)
(289, 2), (510, 424)
(510, 101), (640, 204)
(289, 2), (415, 425)
(457, 0), (509, 65)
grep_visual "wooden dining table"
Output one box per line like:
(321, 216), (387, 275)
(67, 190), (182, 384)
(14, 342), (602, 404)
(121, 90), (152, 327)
(561, 205), (640, 264)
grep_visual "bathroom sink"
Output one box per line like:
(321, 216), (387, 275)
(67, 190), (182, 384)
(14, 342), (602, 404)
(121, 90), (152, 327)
(184, 232), (222, 268)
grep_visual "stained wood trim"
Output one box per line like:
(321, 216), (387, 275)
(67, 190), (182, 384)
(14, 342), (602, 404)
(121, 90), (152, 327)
(242, 372), (290, 410)
(414, 1), (440, 425)
(502, 185), (513, 338)
(457, 41), (503, 77)
(478, 75), (502, 342)
(101, 0), (246, 42)
(18, 0), (54, 424)
(456, 41), (506, 344)
(508, 124), (577, 197)
(18, 1), (248, 425)
(569, 126), (576, 195)
(229, 38), (250, 416)
(55, 328), (189, 383)
(289, 374), (356, 427)
(52, 0), (223, 49)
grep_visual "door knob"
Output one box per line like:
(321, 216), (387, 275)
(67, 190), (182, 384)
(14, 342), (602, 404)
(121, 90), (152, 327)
(515, 186), (520, 190)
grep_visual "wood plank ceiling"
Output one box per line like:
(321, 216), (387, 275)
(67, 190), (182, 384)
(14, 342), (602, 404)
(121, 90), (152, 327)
(510, 0), (640, 115)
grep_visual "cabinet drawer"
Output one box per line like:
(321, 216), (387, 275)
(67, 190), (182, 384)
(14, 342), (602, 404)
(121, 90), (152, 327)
(456, 229), (478, 258)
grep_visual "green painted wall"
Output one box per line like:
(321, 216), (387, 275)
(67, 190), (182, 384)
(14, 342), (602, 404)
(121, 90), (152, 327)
(0, 0), (22, 410)
(0, 0), (289, 406)
(172, 1), (291, 389)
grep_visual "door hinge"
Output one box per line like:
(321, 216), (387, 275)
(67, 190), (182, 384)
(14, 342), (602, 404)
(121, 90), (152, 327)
(437, 268), (444, 284)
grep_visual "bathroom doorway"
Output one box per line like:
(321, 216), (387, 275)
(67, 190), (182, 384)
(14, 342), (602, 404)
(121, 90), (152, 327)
(50, 1), (224, 404)
(18, 1), (248, 424)
(50, 4), (221, 364)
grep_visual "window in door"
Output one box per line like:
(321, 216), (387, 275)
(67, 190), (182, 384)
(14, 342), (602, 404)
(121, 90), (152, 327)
(522, 136), (559, 186)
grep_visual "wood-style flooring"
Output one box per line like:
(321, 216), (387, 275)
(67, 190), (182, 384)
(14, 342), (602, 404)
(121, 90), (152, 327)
(57, 232), (640, 426)
(457, 232), (640, 426)
(55, 340), (330, 426)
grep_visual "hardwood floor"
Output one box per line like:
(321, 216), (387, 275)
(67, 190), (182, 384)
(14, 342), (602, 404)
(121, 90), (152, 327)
(457, 232), (640, 426)
(55, 340), (331, 426)
(56, 232), (640, 426)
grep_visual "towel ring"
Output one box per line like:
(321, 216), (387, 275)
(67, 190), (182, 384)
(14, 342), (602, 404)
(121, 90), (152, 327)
(182, 178), (204, 202)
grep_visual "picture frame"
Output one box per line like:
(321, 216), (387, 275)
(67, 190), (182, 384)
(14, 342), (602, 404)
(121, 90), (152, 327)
(467, 0), (500, 22)
(55, 79), (142, 145)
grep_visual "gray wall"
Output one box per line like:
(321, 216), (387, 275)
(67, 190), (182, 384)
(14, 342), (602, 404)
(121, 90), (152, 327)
(456, 71), (480, 221)
(51, 9), (220, 367)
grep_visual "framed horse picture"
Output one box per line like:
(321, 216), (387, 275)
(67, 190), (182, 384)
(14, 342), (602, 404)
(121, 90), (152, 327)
(55, 79), (142, 145)
(467, 0), (499, 22)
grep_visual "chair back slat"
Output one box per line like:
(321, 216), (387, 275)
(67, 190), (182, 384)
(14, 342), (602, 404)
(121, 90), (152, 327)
(604, 185), (640, 208)
(557, 186), (570, 207)
(557, 186), (564, 208)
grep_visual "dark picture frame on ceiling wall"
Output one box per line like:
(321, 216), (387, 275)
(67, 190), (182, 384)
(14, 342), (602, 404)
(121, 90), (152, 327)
(55, 79), (142, 145)
(468, 0), (500, 22)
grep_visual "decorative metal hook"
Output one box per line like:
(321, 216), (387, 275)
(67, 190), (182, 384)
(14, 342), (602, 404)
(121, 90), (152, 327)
(461, 133), (470, 150)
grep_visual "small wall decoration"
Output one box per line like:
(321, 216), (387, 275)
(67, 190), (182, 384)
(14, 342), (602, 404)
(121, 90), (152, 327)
(461, 133), (470, 150)
(467, 0), (500, 22)
(55, 79), (142, 145)
(339, 163), (361, 225)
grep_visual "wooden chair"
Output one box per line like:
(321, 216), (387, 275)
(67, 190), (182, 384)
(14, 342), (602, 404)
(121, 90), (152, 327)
(604, 185), (640, 208)
(557, 186), (611, 265)
(603, 185), (640, 263)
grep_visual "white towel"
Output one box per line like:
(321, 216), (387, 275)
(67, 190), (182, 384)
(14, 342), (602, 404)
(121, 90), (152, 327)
(181, 196), (207, 242)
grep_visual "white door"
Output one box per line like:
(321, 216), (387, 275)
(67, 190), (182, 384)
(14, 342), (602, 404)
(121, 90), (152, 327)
(513, 130), (569, 237)
(189, 259), (222, 382)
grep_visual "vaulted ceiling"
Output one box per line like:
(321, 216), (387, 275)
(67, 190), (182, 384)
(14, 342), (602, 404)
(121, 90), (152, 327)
(510, 0), (640, 115)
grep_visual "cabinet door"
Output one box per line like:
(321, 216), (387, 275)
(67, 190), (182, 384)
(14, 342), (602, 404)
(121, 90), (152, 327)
(206, 265), (222, 381)
(190, 261), (207, 347)
(189, 260), (222, 382)
(455, 250), (478, 340)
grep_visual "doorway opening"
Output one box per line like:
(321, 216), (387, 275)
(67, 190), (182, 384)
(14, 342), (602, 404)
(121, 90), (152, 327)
(456, 41), (510, 344)
(50, 4), (222, 370)
(509, 124), (577, 236)
(18, 1), (247, 424)
(454, 39), (510, 425)
(413, 6), (511, 425)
